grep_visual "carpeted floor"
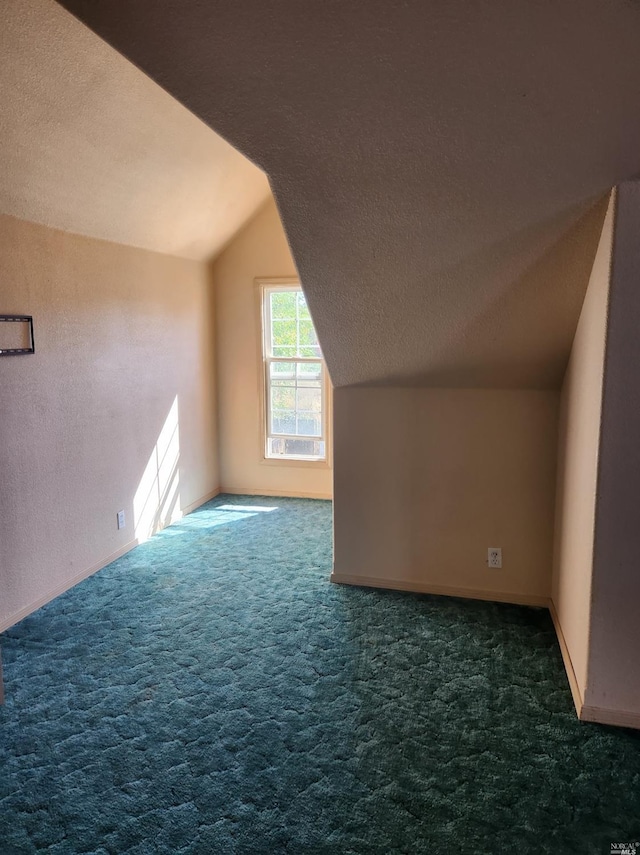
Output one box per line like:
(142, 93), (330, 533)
(1, 495), (639, 854)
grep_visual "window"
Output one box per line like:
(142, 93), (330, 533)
(260, 283), (328, 462)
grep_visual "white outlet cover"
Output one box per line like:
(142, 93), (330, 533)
(117, 510), (126, 530)
(488, 547), (502, 568)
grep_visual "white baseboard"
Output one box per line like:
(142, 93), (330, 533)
(0, 539), (139, 633)
(330, 572), (550, 608)
(580, 703), (640, 729)
(221, 486), (332, 500)
(548, 600), (584, 717)
(181, 486), (221, 515)
(332, 575), (640, 730)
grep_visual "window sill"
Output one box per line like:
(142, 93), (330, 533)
(260, 456), (331, 469)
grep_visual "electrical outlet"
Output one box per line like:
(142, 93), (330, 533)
(117, 510), (126, 530)
(488, 547), (502, 569)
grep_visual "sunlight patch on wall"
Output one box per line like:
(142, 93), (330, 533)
(134, 397), (181, 543)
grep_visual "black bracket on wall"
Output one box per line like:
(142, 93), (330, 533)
(0, 315), (35, 356)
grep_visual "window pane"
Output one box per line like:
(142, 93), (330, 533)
(271, 319), (297, 350)
(268, 289), (322, 358)
(264, 288), (326, 461)
(270, 362), (322, 384)
(296, 387), (321, 412)
(270, 291), (296, 320)
(296, 362), (321, 380)
(272, 344), (297, 357)
(268, 359), (323, 440)
(296, 292), (311, 320)
(271, 386), (295, 410)
(296, 415), (321, 436)
(299, 345), (322, 358)
(298, 319), (318, 346)
(270, 363), (296, 382)
(297, 367), (321, 391)
(271, 410), (296, 435)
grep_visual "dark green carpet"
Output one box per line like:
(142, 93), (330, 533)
(1, 496), (639, 854)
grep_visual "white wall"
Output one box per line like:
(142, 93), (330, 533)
(213, 199), (333, 499)
(0, 214), (219, 630)
(333, 387), (558, 605)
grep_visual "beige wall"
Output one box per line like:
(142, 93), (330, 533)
(333, 387), (558, 604)
(1, 0), (270, 261)
(213, 199), (333, 499)
(0, 215), (218, 630)
(551, 192), (614, 699)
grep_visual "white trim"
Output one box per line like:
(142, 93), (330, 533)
(580, 703), (640, 729)
(548, 599), (584, 717)
(259, 456), (331, 470)
(333, 574), (640, 729)
(181, 486), (221, 516)
(0, 540), (139, 633)
(549, 598), (640, 729)
(221, 486), (332, 500)
(330, 572), (550, 608)
(254, 277), (301, 288)
(255, 278), (331, 466)
(0, 487), (222, 633)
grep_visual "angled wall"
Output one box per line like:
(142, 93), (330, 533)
(553, 184), (640, 728)
(551, 192), (615, 708)
(0, 215), (219, 631)
(586, 182), (640, 724)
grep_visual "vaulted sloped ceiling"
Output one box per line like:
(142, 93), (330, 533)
(0, 0), (270, 260)
(55, 2), (640, 384)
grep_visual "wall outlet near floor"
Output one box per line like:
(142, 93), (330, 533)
(487, 547), (502, 569)
(117, 510), (126, 530)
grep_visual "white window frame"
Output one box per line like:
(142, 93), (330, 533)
(257, 278), (331, 467)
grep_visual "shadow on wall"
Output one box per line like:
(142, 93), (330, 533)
(134, 396), (182, 543)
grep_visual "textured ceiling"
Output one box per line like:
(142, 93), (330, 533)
(53, 2), (640, 383)
(0, 0), (269, 260)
